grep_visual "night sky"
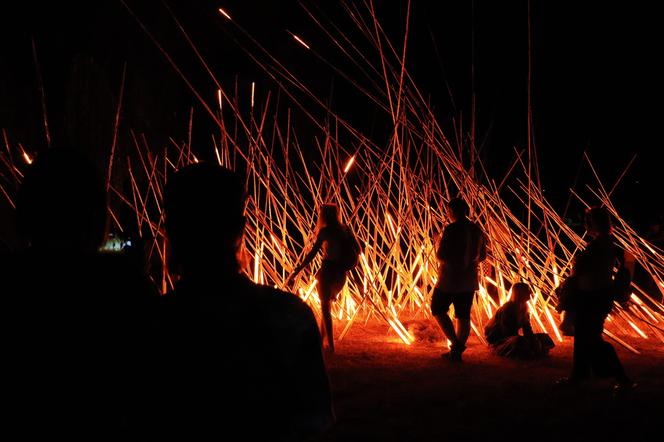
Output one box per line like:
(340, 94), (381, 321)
(1, 1), (662, 229)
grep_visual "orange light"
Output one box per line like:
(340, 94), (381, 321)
(218, 8), (232, 20)
(292, 34), (310, 50)
(343, 155), (355, 173)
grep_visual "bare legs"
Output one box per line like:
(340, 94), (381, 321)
(435, 314), (470, 360)
(320, 297), (334, 353)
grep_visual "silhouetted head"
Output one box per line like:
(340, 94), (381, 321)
(584, 206), (612, 237)
(318, 203), (341, 230)
(447, 197), (469, 221)
(16, 148), (107, 253)
(511, 282), (532, 304)
(164, 163), (245, 277)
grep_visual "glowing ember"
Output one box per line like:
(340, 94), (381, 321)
(218, 8), (232, 20)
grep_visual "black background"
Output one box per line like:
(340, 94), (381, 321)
(1, 1), (662, 236)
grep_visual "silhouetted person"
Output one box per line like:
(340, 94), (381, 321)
(287, 203), (359, 354)
(156, 163), (334, 440)
(431, 197), (487, 362)
(557, 207), (634, 389)
(484, 282), (554, 359)
(1, 148), (157, 440)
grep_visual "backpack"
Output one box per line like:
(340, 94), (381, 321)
(338, 227), (361, 272)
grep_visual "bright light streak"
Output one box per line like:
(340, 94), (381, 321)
(251, 82), (255, 109)
(388, 319), (412, 345)
(292, 34), (310, 50)
(214, 146), (222, 165)
(217, 89), (223, 110)
(628, 320), (648, 338)
(543, 304), (563, 342)
(218, 8), (232, 20)
(630, 293), (643, 305)
(640, 305), (659, 322)
(22, 151), (33, 165)
(270, 233), (283, 255)
(343, 155), (355, 173)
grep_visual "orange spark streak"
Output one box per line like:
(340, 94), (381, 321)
(22, 151), (33, 165)
(251, 82), (255, 109)
(388, 319), (412, 345)
(214, 146), (222, 165)
(218, 8), (231, 20)
(343, 155), (355, 173)
(543, 303), (563, 342)
(217, 89), (223, 110)
(292, 34), (310, 50)
(628, 320), (648, 338)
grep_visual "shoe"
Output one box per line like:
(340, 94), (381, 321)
(613, 379), (637, 392)
(442, 344), (465, 362)
(441, 351), (462, 362)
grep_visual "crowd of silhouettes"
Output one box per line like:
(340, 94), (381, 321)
(0, 147), (641, 440)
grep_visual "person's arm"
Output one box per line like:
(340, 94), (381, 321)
(522, 314), (534, 337)
(287, 232), (324, 284)
(436, 228), (450, 262)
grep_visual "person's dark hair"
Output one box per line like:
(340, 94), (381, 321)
(318, 203), (341, 230)
(511, 282), (532, 304)
(584, 206), (612, 236)
(164, 163), (245, 275)
(448, 197), (469, 219)
(16, 147), (107, 252)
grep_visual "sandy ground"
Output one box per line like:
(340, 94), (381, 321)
(318, 319), (663, 442)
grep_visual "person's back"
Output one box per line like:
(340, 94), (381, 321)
(437, 218), (485, 292)
(484, 300), (525, 345)
(156, 163), (334, 440)
(157, 275), (332, 439)
(1, 148), (157, 440)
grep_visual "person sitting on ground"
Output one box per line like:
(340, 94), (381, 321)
(484, 282), (554, 359)
(156, 163), (334, 441)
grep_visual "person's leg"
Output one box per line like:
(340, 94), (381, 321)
(456, 319), (471, 348)
(453, 292), (474, 351)
(570, 310), (592, 381)
(320, 296), (334, 352)
(431, 288), (458, 348)
(435, 314), (458, 347)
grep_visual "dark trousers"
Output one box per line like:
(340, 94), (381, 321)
(571, 306), (629, 382)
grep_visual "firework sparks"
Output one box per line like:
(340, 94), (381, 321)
(218, 8), (232, 20)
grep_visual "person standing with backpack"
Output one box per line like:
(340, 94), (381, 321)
(288, 204), (360, 353)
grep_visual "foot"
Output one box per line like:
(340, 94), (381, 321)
(442, 344), (465, 362)
(613, 379), (637, 392)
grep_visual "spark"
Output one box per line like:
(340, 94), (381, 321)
(251, 82), (255, 109)
(292, 34), (310, 50)
(343, 155), (355, 173)
(22, 151), (33, 165)
(628, 320), (648, 339)
(218, 8), (232, 20)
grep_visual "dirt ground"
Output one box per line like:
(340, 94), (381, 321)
(319, 319), (663, 441)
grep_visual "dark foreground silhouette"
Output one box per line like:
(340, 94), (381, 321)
(153, 163), (334, 440)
